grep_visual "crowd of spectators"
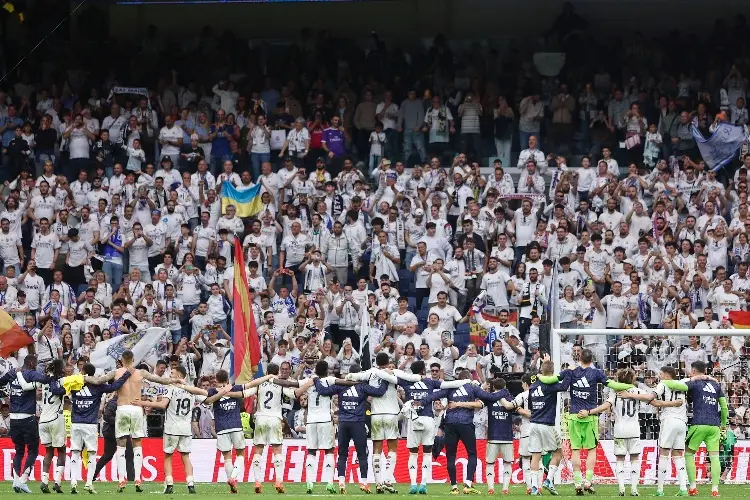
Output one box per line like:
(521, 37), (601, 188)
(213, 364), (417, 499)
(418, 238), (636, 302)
(1, 6), (750, 439)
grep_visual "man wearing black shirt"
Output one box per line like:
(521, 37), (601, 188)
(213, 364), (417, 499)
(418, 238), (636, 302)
(92, 129), (116, 177)
(180, 138), (205, 174)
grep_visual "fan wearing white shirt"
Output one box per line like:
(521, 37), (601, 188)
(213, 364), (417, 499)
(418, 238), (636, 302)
(516, 136), (547, 173)
(157, 115), (184, 164)
(428, 292), (465, 334)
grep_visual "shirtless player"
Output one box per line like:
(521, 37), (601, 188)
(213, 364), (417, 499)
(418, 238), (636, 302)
(109, 350), (182, 492)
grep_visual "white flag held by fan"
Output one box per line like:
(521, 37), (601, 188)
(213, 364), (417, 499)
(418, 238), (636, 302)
(357, 309), (373, 370)
(90, 328), (169, 373)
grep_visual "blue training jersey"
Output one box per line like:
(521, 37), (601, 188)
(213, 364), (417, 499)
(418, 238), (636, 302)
(686, 379), (724, 426)
(562, 366), (608, 413)
(427, 383), (504, 425)
(71, 373), (132, 424)
(398, 377), (443, 418)
(315, 379), (387, 422)
(481, 388), (515, 442)
(0, 369), (53, 416)
(208, 384), (244, 433)
(530, 377), (569, 425)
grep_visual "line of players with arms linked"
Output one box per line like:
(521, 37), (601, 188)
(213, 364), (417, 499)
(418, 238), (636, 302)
(1, 347), (730, 497)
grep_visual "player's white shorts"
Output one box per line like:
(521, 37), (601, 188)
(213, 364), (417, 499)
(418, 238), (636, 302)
(486, 442), (514, 461)
(306, 422), (335, 450)
(518, 436), (530, 457)
(217, 430), (247, 452)
(164, 434), (193, 454)
(39, 417), (66, 448)
(658, 420), (687, 450)
(406, 416), (436, 448)
(115, 405), (146, 439)
(371, 414), (399, 441)
(253, 415), (283, 446)
(70, 423), (99, 453)
(529, 423), (560, 454)
(614, 437), (642, 456)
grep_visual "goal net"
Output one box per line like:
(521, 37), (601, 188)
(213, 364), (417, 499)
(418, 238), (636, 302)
(550, 327), (750, 485)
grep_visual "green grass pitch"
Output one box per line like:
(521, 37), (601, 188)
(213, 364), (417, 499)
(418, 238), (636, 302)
(0, 483), (746, 498)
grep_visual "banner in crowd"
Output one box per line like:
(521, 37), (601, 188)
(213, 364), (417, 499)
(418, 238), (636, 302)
(1, 439), (747, 484)
(106, 87), (149, 102)
(469, 310), (518, 347)
(89, 328), (169, 371)
(729, 311), (750, 329)
(0, 308), (32, 357)
(498, 194), (546, 203)
(221, 183), (263, 218)
(690, 121), (749, 171)
(233, 240), (262, 384)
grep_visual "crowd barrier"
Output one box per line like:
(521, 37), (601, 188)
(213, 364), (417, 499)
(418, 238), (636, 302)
(0, 438), (747, 484)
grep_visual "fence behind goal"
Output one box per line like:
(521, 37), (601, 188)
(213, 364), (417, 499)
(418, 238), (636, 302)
(550, 327), (750, 484)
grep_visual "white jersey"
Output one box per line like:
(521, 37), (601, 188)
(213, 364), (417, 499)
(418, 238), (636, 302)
(164, 386), (203, 436)
(40, 380), (65, 424)
(653, 381), (688, 423)
(365, 371), (400, 415)
(606, 387), (644, 439)
(253, 380), (296, 419)
(300, 377), (334, 424)
(513, 390), (531, 438)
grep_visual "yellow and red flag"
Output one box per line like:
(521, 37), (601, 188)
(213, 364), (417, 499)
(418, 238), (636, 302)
(232, 240), (262, 383)
(729, 311), (750, 329)
(0, 309), (32, 357)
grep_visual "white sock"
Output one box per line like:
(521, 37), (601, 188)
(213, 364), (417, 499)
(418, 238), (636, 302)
(485, 462), (495, 490)
(116, 447), (127, 482)
(616, 460), (626, 491)
(503, 462), (512, 491)
(166, 475), (174, 486)
(70, 451), (81, 486)
(42, 472), (49, 485)
(657, 456), (670, 492)
(408, 453), (418, 486)
(523, 458), (531, 490)
(323, 453), (335, 485)
(273, 454), (284, 483)
(133, 447), (143, 481)
(465, 479), (472, 488)
(388, 452), (397, 484)
(231, 457), (244, 481)
(631, 460), (641, 492)
(421, 455), (431, 486)
(186, 475), (194, 486)
(530, 470), (539, 489)
(674, 456), (687, 491)
(373, 455), (381, 484)
(548, 465), (558, 485)
(54, 465), (64, 485)
(252, 454), (263, 483)
(224, 458), (234, 480)
(86, 454), (97, 485)
(305, 454), (316, 484)
(21, 470), (29, 483)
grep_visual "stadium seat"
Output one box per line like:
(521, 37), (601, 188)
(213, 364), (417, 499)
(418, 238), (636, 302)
(454, 323), (471, 352)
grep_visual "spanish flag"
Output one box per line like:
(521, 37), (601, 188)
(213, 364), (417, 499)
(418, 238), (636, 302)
(221, 182), (264, 219)
(232, 240), (262, 383)
(0, 309), (32, 357)
(729, 311), (750, 329)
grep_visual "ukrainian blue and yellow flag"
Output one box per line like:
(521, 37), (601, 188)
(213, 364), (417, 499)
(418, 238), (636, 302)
(221, 182), (263, 218)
